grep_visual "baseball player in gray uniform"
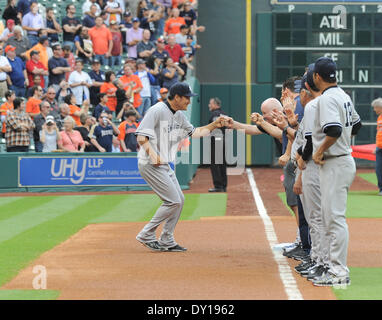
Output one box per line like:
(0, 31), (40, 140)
(294, 69), (330, 280)
(135, 82), (231, 252)
(310, 57), (362, 286)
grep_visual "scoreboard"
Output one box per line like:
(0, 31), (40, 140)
(273, 11), (382, 145)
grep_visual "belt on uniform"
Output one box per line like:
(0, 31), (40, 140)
(322, 154), (349, 160)
(0, 80), (7, 82)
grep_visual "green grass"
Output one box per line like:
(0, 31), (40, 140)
(0, 290), (60, 300)
(278, 191), (382, 218)
(333, 267), (382, 300)
(358, 173), (378, 187)
(0, 193), (227, 299)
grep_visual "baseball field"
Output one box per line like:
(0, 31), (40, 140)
(0, 167), (380, 300)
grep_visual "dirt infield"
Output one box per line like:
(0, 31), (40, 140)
(1, 167), (379, 299)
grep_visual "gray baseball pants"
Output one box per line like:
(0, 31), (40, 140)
(320, 155), (356, 277)
(136, 162), (184, 248)
(301, 160), (329, 267)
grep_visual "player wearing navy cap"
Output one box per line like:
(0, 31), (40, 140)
(310, 57), (362, 287)
(135, 82), (232, 252)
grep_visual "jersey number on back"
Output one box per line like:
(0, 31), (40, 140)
(343, 102), (353, 127)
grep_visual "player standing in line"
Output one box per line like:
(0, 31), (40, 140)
(135, 82), (232, 252)
(293, 68), (329, 280)
(371, 98), (382, 196)
(310, 57), (362, 286)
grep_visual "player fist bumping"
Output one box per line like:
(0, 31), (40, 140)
(215, 115), (233, 129)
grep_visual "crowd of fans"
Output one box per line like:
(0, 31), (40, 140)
(0, 0), (204, 153)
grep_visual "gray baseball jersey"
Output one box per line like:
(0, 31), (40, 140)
(136, 101), (195, 164)
(291, 118), (305, 162)
(302, 96), (319, 148)
(312, 86), (360, 157)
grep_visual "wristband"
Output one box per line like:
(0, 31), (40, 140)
(283, 125), (290, 135)
(289, 122), (298, 128)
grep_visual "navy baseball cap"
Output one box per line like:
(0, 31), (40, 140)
(306, 63), (320, 92)
(294, 79), (302, 93)
(132, 17), (140, 23)
(314, 57), (337, 82)
(299, 74), (308, 92)
(169, 82), (198, 97)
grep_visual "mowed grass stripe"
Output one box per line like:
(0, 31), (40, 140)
(0, 196), (57, 222)
(0, 196), (94, 243)
(278, 191), (382, 218)
(358, 173), (378, 187)
(0, 195), (127, 287)
(333, 267), (382, 300)
(90, 194), (161, 223)
(0, 290), (60, 300)
(180, 194), (201, 220)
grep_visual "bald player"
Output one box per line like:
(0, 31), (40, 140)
(135, 82), (231, 252)
(310, 57), (362, 287)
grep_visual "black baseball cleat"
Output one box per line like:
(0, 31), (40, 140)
(290, 249), (310, 262)
(137, 239), (164, 252)
(208, 188), (226, 192)
(283, 243), (302, 257)
(162, 244), (188, 252)
(295, 260), (315, 274)
(307, 265), (328, 281)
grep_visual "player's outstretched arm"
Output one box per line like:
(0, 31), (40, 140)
(191, 116), (233, 138)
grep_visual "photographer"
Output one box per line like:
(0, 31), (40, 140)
(89, 112), (120, 152)
(39, 115), (62, 152)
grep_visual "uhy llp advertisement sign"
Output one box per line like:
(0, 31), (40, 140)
(18, 156), (149, 187)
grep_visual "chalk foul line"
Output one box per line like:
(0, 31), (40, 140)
(246, 168), (303, 300)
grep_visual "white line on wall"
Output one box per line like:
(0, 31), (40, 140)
(246, 168), (303, 300)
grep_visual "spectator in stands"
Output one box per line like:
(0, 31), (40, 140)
(161, 56), (184, 89)
(26, 35), (53, 90)
(111, 136), (121, 152)
(88, 16), (113, 66)
(109, 20), (122, 66)
(139, 8), (157, 37)
(135, 59), (154, 117)
(105, 0), (123, 25)
(6, 45), (28, 97)
(74, 113), (97, 152)
(89, 111), (119, 152)
(0, 90), (15, 138)
(56, 79), (73, 104)
(119, 63), (143, 112)
(100, 71), (117, 114)
(39, 115), (62, 152)
(93, 92), (111, 120)
(5, 97), (35, 152)
(21, 2), (44, 47)
(137, 0), (149, 20)
(175, 24), (189, 46)
(62, 45), (76, 81)
(126, 17), (143, 60)
(0, 19), (16, 42)
(26, 74), (44, 98)
(44, 86), (60, 115)
(46, 7), (61, 44)
(33, 100), (52, 152)
(164, 7), (186, 36)
(17, 0), (34, 18)
(3, 0), (19, 25)
(151, 37), (169, 63)
(180, 1), (196, 27)
(181, 34), (196, 69)
(0, 44), (12, 98)
(68, 60), (93, 106)
(147, 0), (166, 40)
(26, 50), (47, 89)
(64, 93), (89, 127)
(148, 56), (164, 104)
(60, 115), (85, 152)
(74, 27), (94, 64)
(137, 29), (155, 63)
(62, 4), (82, 52)
(26, 85), (42, 119)
(165, 34), (185, 64)
(48, 44), (72, 92)
(56, 102), (69, 130)
(118, 109), (138, 152)
(121, 11), (133, 29)
(113, 79), (133, 117)
(6, 25), (31, 60)
(88, 59), (105, 107)
(82, 0), (101, 19)
(158, 87), (168, 102)
(82, 4), (98, 28)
